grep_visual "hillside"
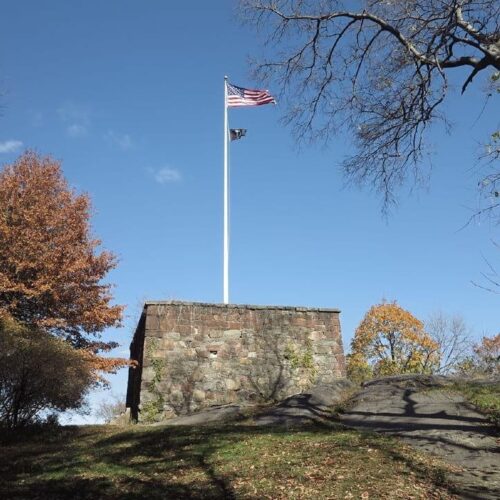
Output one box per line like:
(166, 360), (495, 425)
(1, 423), (455, 499)
(1, 376), (498, 499)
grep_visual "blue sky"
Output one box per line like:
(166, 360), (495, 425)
(1, 1), (498, 422)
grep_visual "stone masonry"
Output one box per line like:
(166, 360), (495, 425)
(126, 301), (345, 423)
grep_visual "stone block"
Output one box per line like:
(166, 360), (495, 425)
(193, 389), (206, 402)
(151, 349), (167, 359)
(146, 329), (163, 339)
(163, 406), (177, 419)
(315, 344), (333, 354)
(128, 301), (344, 421)
(225, 391), (237, 403)
(162, 339), (176, 350)
(190, 370), (204, 382)
(291, 317), (307, 327)
(225, 378), (240, 390)
(224, 329), (242, 340)
(309, 331), (325, 341)
(164, 332), (181, 340)
(208, 330), (223, 339)
(146, 314), (160, 330)
(207, 343), (223, 350)
(169, 389), (183, 402)
(141, 367), (155, 383)
(157, 382), (171, 393)
(139, 392), (154, 405)
(164, 351), (183, 360)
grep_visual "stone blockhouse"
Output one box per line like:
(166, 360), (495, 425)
(126, 301), (345, 423)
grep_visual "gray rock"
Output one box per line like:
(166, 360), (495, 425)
(339, 374), (500, 499)
(162, 405), (245, 426)
(304, 379), (355, 406)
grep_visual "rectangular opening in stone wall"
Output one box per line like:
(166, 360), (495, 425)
(209, 350), (218, 358)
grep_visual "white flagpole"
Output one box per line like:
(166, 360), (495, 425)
(223, 76), (229, 304)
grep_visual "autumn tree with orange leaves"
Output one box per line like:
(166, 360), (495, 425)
(0, 152), (128, 394)
(457, 333), (500, 376)
(472, 334), (500, 375)
(347, 302), (440, 382)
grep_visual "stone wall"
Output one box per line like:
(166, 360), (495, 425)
(126, 301), (345, 423)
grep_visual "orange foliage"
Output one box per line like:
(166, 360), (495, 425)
(79, 349), (135, 387)
(473, 334), (500, 375)
(0, 152), (127, 378)
(348, 302), (440, 379)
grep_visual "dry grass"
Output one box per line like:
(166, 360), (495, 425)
(0, 421), (458, 499)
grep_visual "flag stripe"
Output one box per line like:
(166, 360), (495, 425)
(226, 82), (276, 107)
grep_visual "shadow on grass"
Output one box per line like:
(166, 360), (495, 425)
(1, 475), (225, 500)
(0, 421), (455, 500)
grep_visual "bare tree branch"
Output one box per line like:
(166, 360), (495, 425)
(426, 312), (473, 374)
(240, 0), (499, 208)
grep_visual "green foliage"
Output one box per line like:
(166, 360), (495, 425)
(150, 358), (165, 387)
(284, 339), (318, 384)
(345, 353), (373, 384)
(0, 316), (93, 428)
(141, 396), (165, 424)
(447, 381), (500, 427)
(301, 341), (315, 370)
(141, 339), (165, 423)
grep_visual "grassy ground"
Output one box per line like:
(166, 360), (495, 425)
(449, 380), (500, 426)
(0, 422), (457, 499)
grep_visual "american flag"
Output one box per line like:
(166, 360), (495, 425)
(226, 82), (276, 108)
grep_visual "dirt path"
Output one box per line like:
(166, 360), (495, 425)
(338, 376), (500, 500)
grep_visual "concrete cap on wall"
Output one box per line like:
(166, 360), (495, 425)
(143, 300), (341, 314)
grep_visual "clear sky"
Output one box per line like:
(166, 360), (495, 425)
(0, 1), (498, 423)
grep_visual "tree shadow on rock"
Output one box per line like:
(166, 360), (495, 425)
(246, 331), (290, 403)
